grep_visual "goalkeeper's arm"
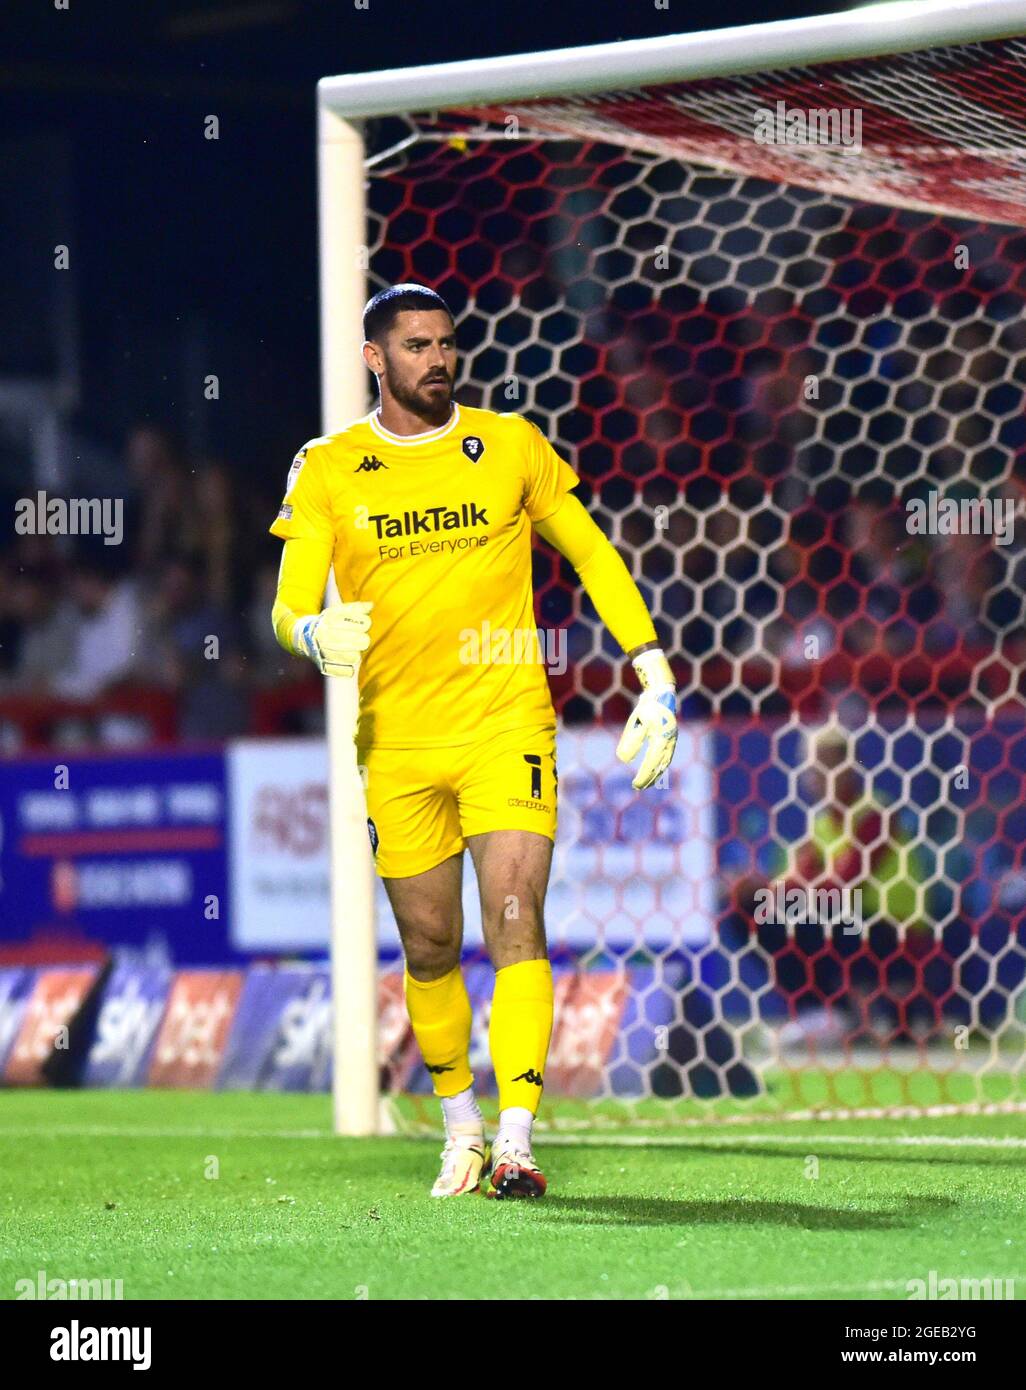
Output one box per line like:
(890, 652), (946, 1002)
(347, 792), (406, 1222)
(272, 536), (371, 678)
(534, 494), (676, 789)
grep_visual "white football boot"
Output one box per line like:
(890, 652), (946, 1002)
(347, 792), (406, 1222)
(430, 1122), (489, 1198)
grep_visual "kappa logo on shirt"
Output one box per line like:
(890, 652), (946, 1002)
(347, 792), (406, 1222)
(355, 455), (388, 473)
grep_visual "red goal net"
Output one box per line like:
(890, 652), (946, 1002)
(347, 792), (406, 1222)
(365, 30), (1026, 1123)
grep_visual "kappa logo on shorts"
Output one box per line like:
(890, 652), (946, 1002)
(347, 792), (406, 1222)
(367, 817), (379, 855)
(461, 435), (485, 462)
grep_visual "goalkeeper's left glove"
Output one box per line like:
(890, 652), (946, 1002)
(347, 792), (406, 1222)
(616, 648), (678, 790)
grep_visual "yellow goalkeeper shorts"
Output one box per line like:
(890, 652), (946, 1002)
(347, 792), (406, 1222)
(358, 723), (558, 878)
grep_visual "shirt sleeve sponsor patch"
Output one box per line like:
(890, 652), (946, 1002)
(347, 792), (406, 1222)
(286, 447), (308, 493)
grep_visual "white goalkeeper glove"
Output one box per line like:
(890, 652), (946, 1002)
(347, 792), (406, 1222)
(293, 601), (372, 678)
(616, 648), (678, 790)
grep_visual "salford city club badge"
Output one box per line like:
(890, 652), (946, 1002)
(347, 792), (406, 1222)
(367, 818), (379, 855)
(461, 435), (485, 462)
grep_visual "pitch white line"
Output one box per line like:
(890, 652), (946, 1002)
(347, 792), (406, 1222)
(0, 1125), (331, 1140)
(3, 1100), (1024, 1145)
(540, 1131), (1026, 1149)
(1, 1125), (1025, 1149)
(544, 1100), (1026, 1130)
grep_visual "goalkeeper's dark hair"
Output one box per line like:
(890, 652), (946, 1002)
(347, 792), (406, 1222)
(362, 284), (453, 343)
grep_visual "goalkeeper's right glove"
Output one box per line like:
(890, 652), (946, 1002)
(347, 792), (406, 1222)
(293, 601), (372, 678)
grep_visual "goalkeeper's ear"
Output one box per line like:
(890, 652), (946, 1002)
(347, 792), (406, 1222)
(362, 340), (384, 380)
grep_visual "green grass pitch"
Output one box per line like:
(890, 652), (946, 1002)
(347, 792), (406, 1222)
(1, 1089), (1024, 1301)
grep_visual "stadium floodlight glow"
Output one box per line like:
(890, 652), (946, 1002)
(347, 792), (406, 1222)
(318, 0), (1026, 1137)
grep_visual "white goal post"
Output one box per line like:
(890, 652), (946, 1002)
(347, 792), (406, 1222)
(317, 0), (1026, 1136)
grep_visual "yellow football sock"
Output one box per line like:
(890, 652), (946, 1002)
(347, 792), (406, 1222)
(403, 965), (474, 1098)
(489, 958), (554, 1115)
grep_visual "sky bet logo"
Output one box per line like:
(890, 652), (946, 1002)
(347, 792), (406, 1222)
(368, 502), (488, 539)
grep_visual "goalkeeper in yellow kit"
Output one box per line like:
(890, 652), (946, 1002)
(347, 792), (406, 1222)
(270, 284), (676, 1198)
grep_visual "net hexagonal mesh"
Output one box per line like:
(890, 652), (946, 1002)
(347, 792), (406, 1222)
(365, 36), (1026, 1125)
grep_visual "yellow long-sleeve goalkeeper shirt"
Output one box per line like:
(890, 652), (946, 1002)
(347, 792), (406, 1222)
(270, 404), (658, 747)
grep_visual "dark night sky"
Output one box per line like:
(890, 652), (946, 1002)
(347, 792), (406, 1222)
(2, 0), (855, 492)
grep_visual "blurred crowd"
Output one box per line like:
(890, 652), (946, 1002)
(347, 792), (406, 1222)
(2, 415), (1024, 749)
(0, 425), (311, 746)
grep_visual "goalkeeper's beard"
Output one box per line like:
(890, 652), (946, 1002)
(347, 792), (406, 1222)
(385, 364), (454, 427)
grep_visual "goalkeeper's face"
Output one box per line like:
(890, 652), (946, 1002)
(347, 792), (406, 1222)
(369, 309), (457, 424)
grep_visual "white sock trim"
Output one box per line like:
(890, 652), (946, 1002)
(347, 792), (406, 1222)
(495, 1106), (534, 1153)
(440, 1087), (483, 1133)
